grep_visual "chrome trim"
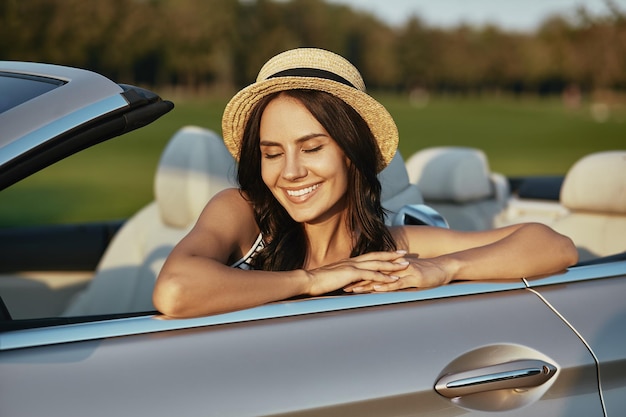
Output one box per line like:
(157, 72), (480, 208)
(0, 279), (525, 351)
(0, 95), (128, 166)
(3, 261), (623, 351)
(525, 260), (626, 288)
(435, 359), (557, 397)
(392, 204), (450, 228)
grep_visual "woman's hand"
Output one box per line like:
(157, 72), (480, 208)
(305, 251), (410, 296)
(343, 254), (454, 293)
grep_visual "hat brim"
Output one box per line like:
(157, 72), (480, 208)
(222, 76), (398, 171)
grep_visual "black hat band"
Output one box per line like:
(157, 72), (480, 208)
(267, 68), (356, 89)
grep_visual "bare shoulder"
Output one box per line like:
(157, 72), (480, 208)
(207, 187), (252, 209)
(196, 188), (256, 232)
(178, 188), (259, 262)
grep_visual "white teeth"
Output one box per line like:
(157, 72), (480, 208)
(287, 184), (319, 197)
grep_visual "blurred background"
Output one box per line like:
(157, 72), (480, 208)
(1, 0), (625, 225)
(4, 0), (625, 98)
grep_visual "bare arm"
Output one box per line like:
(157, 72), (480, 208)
(347, 223), (579, 292)
(154, 188), (308, 317)
(153, 189), (405, 317)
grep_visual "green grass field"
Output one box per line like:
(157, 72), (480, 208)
(0, 94), (624, 226)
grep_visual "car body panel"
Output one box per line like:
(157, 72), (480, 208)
(1, 280), (525, 348)
(0, 286), (603, 416)
(0, 62), (126, 155)
(527, 267), (626, 416)
(0, 61), (173, 191)
(0, 94), (128, 165)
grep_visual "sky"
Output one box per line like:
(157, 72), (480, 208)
(327, 0), (626, 31)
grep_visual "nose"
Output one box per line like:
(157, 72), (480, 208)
(282, 152), (307, 181)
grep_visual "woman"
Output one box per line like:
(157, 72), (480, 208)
(153, 48), (578, 318)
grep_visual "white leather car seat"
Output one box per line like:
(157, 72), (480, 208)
(405, 146), (509, 230)
(378, 151), (424, 224)
(63, 126), (237, 316)
(550, 150), (626, 262)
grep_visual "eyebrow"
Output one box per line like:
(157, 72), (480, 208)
(259, 133), (328, 147)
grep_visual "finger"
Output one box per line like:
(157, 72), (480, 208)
(348, 259), (410, 273)
(372, 280), (404, 292)
(350, 273), (406, 293)
(338, 269), (399, 289)
(344, 279), (378, 292)
(350, 250), (408, 263)
(346, 281), (379, 293)
(343, 272), (399, 292)
(343, 280), (370, 292)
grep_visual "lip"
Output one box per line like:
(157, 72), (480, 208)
(282, 183), (321, 203)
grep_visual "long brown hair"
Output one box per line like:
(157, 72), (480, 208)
(237, 89), (396, 270)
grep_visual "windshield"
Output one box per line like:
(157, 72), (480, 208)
(0, 72), (65, 114)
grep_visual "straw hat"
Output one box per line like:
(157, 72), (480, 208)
(222, 48), (399, 171)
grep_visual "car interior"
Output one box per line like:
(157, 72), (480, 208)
(405, 146), (510, 231)
(0, 124), (624, 324)
(62, 126), (238, 316)
(540, 151), (626, 261)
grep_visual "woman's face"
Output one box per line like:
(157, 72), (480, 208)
(259, 94), (350, 224)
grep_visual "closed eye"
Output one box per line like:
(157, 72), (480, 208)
(263, 152), (283, 159)
(303, 145), (323, 153)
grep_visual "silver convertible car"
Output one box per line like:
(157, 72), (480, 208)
(0, 61), (625, 417)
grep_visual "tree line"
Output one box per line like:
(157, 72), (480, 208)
(2, 0), (625, 95)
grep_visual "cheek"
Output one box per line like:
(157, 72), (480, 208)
(335, 155), (351, 184)
(317, 156), (350, 194)
(260, 160), (278, 187)
(338, 165), (350, 192)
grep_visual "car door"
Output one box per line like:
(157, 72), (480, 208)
(0, 277), (604, 417)
(526, 262), (626, 417)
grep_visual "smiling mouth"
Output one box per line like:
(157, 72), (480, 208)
(286, 184), (320, 197)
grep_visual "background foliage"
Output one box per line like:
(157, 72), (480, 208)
(2, 0), (626, 95)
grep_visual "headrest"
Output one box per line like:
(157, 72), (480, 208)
(154, 126), (237, 228)
(405, 147), (493, 203)
(379, 152), (414, 202)
(560, 151), (626, 214)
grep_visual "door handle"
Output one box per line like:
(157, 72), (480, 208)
(435, 359), (557, 398)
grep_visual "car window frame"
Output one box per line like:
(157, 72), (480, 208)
(2, 260), (625, 352)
